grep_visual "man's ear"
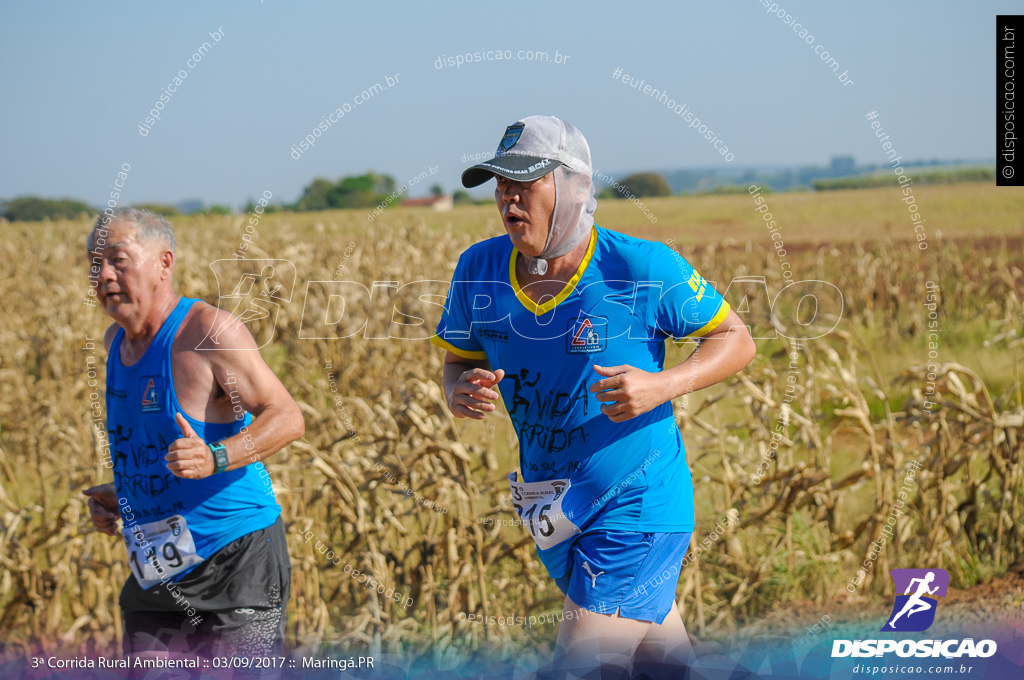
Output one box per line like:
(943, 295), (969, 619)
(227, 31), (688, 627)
(160, 248), (175, 279)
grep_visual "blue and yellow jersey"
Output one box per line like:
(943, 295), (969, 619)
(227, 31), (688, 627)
(432, 225), (730, 539)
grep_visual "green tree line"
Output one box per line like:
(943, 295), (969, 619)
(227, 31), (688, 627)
(812, 167), (995, 191)
(5, 166), (994, 222)
(1, 196), (94, 222)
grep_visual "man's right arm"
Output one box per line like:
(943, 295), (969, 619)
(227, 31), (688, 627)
(442, 352), (505, 420)
(84, 323), (121, 535)
(433, 254), (505, 419)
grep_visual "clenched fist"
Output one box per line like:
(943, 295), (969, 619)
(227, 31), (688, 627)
(83, 483), (119, 536)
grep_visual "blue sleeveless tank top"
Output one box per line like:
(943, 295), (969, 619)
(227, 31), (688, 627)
(106, 297), (281, 580)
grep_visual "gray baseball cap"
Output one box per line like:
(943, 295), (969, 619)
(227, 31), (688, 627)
(461, 115), (592, 188)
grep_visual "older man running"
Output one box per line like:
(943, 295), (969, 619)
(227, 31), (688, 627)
(82, 208), (304, 675)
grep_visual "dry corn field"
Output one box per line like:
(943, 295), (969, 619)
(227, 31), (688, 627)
(0, 195), (1022, 670)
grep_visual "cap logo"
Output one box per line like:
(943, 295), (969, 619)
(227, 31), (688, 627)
(526, 158), (551, 173)
(499, 123), (525, 153)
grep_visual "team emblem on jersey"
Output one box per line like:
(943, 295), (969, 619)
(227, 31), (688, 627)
(498, 122), (525, 153)
(567, 315), (607, 354)
(140, 377), (162, 412)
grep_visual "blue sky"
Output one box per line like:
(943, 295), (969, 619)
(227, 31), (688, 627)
(0, 0), (1007, 207)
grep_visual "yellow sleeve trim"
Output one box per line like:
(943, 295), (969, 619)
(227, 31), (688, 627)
(430, 334), (488, 360)
(509, 225), (597, 316)
(688, 300), (731, 338)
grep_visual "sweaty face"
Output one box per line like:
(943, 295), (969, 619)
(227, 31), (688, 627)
(87, 221), (171, 322)
(494, 172), (556, 257)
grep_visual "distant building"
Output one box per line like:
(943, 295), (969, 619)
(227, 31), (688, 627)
(830, 156), (856, 177)
(401, 194), (453, 211)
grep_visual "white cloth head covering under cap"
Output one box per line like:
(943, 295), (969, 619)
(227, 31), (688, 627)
(460, 115), (597, 275)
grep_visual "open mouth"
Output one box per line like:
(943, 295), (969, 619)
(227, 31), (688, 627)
(505, 213), (527, 227)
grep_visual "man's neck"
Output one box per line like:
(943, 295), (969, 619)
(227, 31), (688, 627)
(119, 291), (180, 344)
(517, 228), (593, 285)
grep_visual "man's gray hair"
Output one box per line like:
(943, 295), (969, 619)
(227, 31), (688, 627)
(90, 207), (176, 254)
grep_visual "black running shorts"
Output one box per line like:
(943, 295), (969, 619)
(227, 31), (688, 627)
(119, 516), (290, 677)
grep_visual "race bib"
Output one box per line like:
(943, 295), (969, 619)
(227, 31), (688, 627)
(507, 472), (581, 550)
(122, 515), (203, 589)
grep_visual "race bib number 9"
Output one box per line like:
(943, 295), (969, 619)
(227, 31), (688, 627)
(122, 515), (203, 590)
(508, 472), (581, 550)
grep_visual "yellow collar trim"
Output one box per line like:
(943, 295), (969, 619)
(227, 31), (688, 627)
(509, 225), (597, 316)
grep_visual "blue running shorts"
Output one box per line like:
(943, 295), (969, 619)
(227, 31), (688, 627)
(553, 530), (693, 625)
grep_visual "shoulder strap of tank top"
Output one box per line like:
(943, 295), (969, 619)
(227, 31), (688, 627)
(159, 297), (199, 357)
(107, 326), (126, 375)
(165, 297), (199, 333)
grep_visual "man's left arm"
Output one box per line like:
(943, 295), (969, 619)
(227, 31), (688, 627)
(592, 308), (755, 423)
(166, 310), (305, 479)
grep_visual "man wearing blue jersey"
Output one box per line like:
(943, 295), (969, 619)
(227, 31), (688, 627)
(82, 208), (304, 674)
(433, 116), (755, 678)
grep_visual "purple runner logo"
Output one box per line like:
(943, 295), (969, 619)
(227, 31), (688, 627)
(881, 568), (949, 632)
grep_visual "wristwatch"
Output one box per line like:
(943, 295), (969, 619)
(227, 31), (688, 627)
(209, 441), (229, 474)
